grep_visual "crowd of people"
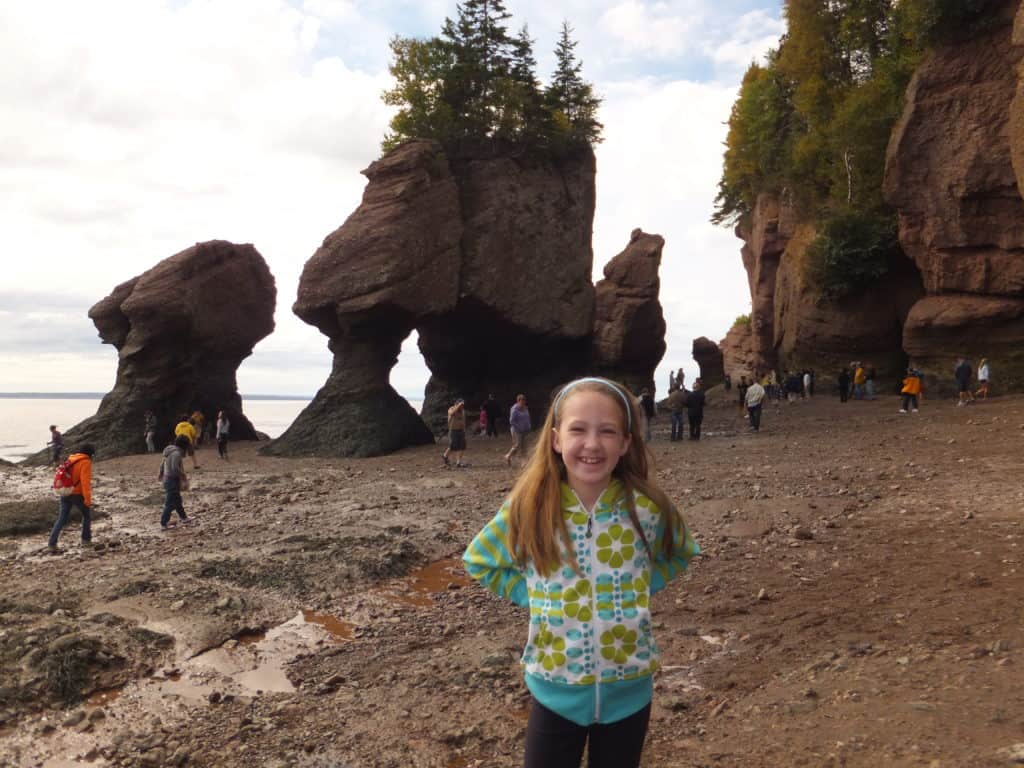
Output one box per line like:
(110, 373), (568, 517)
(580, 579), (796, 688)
(44, 407), (232, 550)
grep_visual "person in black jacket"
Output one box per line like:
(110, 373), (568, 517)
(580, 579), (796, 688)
(483, 394), (502, 437)
(838, 369), (851, 403)
(687, 379), (706, 440)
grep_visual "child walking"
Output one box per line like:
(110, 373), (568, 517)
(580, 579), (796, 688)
(464, 377), (699, 768)
(900, 367), (923, 413)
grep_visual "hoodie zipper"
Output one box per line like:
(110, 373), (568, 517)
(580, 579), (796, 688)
(570, 487), (603, 723)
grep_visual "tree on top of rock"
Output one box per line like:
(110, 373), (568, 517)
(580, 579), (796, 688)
(381, 5), (601, 154)
(546, 21), (603, 148)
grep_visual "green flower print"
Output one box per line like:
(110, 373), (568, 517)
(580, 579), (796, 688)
(534, 626), (567, 671)
(563, 580), (593, 622)
(600, 624), (638, 665)
(595, 524), (635, 569)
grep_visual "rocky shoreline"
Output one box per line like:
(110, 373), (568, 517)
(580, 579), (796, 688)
(1, 393), (1023, 766)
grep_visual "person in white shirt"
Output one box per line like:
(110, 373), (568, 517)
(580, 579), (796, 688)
(745, 381), (766, 432)
(975, 358), (990, 399)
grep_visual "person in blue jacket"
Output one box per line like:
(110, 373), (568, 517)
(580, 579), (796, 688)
(464, 376), (699, 768)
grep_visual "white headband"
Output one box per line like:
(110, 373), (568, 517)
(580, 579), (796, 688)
(552, 377), (633, 431)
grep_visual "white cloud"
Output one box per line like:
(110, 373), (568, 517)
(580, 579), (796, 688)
(0, 0), (781, 401)
(598, 1), (699, 58)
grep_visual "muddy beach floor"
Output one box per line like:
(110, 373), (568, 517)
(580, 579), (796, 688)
(1, 393), (1023, 768)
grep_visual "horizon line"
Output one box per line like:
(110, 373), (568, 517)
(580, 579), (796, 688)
(0, 391), (426, 402)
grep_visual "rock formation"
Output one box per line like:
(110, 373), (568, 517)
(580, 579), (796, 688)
(590, 229), (667, 394)
(720, 193), (923, 389)
(37, 241), (275, 461)
(885, 0), (1024, 393)
(691, 337), (724, 389)
(265, 140), (598, 457)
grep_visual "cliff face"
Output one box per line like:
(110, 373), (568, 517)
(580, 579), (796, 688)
(34, 241), (276, 462)
(720, 195), (921, 386)
(884, 0), (1024, 393)
(267, 140), (599, 457)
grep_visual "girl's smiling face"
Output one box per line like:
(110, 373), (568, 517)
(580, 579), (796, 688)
(552, 389), (631, 507)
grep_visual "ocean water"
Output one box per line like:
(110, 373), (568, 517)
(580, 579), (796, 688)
(0, 397), (420, 463)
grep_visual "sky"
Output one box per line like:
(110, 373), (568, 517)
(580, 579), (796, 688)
(0, 0), (784, 400)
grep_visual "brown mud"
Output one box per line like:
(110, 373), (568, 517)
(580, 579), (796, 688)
(0, 393), (1022, 767)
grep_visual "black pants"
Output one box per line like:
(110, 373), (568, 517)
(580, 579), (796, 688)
(687, 409), (703, 439)
(486, 421), (498, 437)
(901, 393), (918, 411)
(748, 404), (762, 431)
(217, 436), (228, 458)
(524, 699), (650, 768)
(839, 387), (848, 403)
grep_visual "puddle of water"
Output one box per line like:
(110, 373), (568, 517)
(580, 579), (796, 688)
(302, 610), (354, 642)
(389, 557), (473, 607)
(86, 686), (123, 706)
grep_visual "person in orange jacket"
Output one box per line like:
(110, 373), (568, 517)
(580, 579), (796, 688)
(899, 367), (923, 414)
(48, 444), (96, 552)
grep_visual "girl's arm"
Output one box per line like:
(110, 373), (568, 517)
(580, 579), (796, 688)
(649, 512), (700, 594)
(463, 504), (529, 607)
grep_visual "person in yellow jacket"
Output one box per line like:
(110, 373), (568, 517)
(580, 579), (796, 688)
(48, 444), (95, 552)
(899, 368), (923, 414)
(174, 416), (200, 469)
(853, 363), (866, 400)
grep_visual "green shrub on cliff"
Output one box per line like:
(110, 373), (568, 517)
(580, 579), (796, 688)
(712, 0), (996, 299)
(381, 3), (601, 154)
(805, 210), (900, 300)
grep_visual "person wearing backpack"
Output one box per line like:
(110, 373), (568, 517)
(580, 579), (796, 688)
(159, 435), (192, 529)
(48, 444), (96, 553)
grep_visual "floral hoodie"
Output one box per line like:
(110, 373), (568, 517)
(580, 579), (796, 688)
(463, 479), (699, 726)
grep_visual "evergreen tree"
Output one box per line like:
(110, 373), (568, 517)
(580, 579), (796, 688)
(546, 21), (603, 146)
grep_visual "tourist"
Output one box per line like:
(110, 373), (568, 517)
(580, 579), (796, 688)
(216, 410), (230, 460)
(955, 358), (973, 407)
(724, 373), (732, 392)
(864, 365), (876, 401)
(159, 434), (192, 529)
(442, 399), (467, 468)
(737, 375), (749, 416)
(900, 367), (923, 413)
(483, 394), (502, 437)
(687, 379), (706, 440)
(174, 415), (200, 470)
(144, 411), (157, 453)
(745, 378), (766, 432)
(190, 409), (205, 446)
(477, 402), (488, 436)
(47, 444), (95, 552)
(667, 385), (687, 441)
(802, 370), (811, 398)
(47, 425), (64, 467)
(838, 368), (851, 403)
(505, 394), (532, 465)
(975, 357), (990, 400)
(676, 368), (685, 391)
(853, 363), (866, 400)
(639, 387), (655, 443)
(463, 376), (699, 768)
(668, 370), (677, 393)
(808, 369), (816, 397)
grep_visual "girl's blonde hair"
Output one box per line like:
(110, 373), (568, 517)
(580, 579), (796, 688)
(507, 377), (686, 577)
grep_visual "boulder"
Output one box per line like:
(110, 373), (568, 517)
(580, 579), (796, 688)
(590, 229), (667, 394)
(691, 337), (724, 389)
(266, 140), (598, 456)
(28, 241), (275, 461)
(885, 2), (1024, 390)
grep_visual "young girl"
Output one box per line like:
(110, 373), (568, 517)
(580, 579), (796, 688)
(463, 377), (699, 768)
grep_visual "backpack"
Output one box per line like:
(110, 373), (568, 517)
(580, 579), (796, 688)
(53, 458), (77, 496)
